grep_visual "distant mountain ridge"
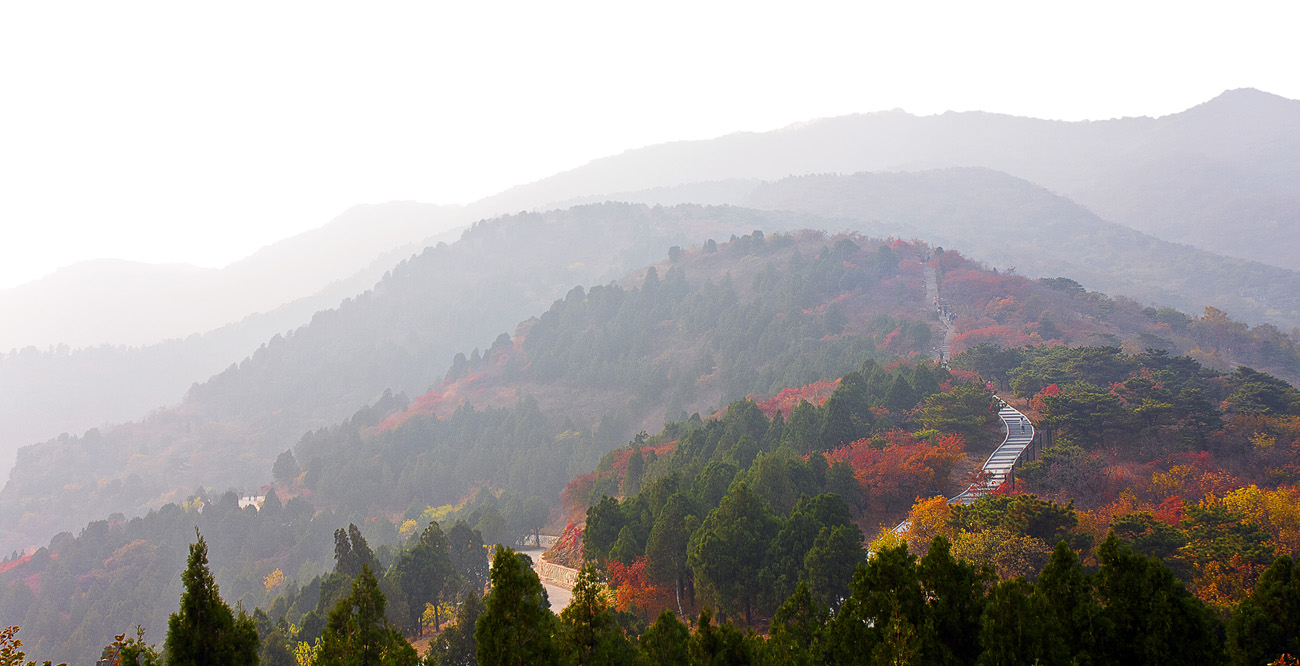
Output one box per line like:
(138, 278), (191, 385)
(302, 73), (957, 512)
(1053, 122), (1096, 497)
(480, 88), (1300, 271)
(552, 168), (1300, 331)
(0, 201), (463, 351)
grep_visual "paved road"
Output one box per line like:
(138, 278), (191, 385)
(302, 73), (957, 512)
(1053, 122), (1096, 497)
(893, 400), (1035, 534)
(951, 402), (1034, 504)
(519, 548), (573, 611)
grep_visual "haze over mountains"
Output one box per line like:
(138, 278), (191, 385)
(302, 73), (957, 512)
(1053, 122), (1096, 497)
(0, 201), (462, 351)
(4, 87), (1300, 664)
(10, 87), (1295, 354)
(497, 88), (1300, 271)
(3, 88), (1299, 553)
(564, 168), (1300, 330)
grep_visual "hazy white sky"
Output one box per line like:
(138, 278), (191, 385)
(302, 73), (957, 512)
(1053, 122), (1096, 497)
(1, 0), (1295, 290)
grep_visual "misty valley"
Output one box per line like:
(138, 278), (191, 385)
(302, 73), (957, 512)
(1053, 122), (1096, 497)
(4, 90), (1300, 666)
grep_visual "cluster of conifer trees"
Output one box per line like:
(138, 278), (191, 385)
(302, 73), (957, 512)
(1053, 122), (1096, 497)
(435, 535), (1300, 666)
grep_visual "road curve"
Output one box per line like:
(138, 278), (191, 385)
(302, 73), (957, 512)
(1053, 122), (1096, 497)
(951, 401), (1034, 504)
(892, 398), (1035, 535)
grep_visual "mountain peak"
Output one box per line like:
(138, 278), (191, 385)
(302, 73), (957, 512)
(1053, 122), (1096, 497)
(1176, 87), (1300, 122)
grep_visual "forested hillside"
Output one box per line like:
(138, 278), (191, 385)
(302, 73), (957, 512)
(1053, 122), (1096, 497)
(0, 204), (813, 555)
(0, 229), (946, 663)
(559, 168), (1300, 330)
(7, 226), (1300, 663)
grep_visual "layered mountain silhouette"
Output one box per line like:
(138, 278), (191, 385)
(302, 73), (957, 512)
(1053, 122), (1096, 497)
(485, 88), (1300, 271)
(4, 88), (1299, 554)
(553, 168), (1300, 330)
(0, 204), (809, 552)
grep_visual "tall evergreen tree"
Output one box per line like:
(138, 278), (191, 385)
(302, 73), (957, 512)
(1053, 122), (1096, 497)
(826, 543), (937, 666)
(447, 522), (489, 595)
(920, 535), (991, 666)
(644, 493), (696, 615)
(475, 547), (558, 666)
(315, 565), (417, 666)
(638, 610), (690, 665)
(976, 579), (1066, 666)
(1093, 533), (1225, 666)
(765, 581), (830, 666)
(388, 522), (459, 632)
(688, 482), (781, 627)
(164, 531), (260, 666)
(1031, 541), (1105, 664)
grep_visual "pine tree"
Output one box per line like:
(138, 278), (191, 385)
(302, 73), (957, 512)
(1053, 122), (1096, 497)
(388, 522), (459, 633)
(638, 610), (690, 665)
(315, 565), (417, 666)
(474, 547), (558, 666)
(164, 531), (259, 666)
(1227, 555), (1300, 666)
(766, 581), (830, 666)
(919, 535), (990, 666)
(976, 579), (1066, 666)
(1094, 533), (1225, 666)
(1031, 541), (1105, 663)
(687, 481), (781, 627)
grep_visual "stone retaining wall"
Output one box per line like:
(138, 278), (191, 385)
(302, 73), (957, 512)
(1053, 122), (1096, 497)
(535, 558), (579, 589)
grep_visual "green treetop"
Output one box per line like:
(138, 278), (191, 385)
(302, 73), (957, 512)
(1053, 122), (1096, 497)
(164, 531), (260, 666)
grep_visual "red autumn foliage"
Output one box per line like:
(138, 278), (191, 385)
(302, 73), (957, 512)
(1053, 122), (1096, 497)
(827, 431), (966, 517)
(561, 473), (598, 526)
(951, 324), (1034, 350)
(606, 556), (674, 620)
(1028, 384), (1062, 413)
(882, 359), (909, 373)
(0, 551), (43, 576)
(946, 369), (983, 385)
(544, 523), (585, 569)
(754, 379), (841, 418)
(1154, 495), (1185, 526)
(881, 326), (904, 349)
(606, 442), (677, 472)
(990, 478), (1028, 497)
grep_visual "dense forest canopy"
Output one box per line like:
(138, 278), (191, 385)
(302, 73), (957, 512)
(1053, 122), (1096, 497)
(3, 228), (1300, 664)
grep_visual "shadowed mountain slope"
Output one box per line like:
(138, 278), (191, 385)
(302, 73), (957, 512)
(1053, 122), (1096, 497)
(0, 204), (814, 553)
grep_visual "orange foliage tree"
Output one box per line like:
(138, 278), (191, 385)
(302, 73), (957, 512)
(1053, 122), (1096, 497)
(605, 556), (674, 621)
(901, 495), (954, 556)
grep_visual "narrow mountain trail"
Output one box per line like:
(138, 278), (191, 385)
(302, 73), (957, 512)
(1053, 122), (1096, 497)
(892, 268), (1038, 536)
(923, 265), (956, 365)
(892, 403), (1037, 535)
(951, 402), (1035, 503)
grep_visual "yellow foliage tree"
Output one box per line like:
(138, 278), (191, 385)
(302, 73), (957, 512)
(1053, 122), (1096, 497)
(263, 568), (285, 593)
(399, 519), (419, 539)
(420, 601), (457, 634)
(1191, 553), (1264, 612)
(867, 525), (906, 554)
(293, 639), (318, 666)
(1221, 485), (1300, 555)
(0, 626), (64, 666)
(951, 528), (1052, 580)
